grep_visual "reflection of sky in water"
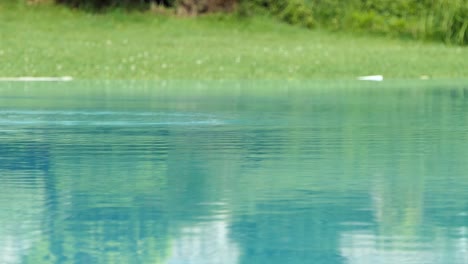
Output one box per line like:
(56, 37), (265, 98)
(340, 229), (468, 264)
(339, 181), (468, 264)
(168, 219), (239, 264)
(0, 172), (46, 264)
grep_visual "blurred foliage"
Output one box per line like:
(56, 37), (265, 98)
(47, 0), (467, 44)
(54, 0), (151, 11)
(305, 0), (467, 44)
(175, 0), (237, 16)
(238, 0), (314, 28)
(238, 0), (467, 44)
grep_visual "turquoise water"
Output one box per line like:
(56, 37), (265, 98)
(1, 81), (468, 264)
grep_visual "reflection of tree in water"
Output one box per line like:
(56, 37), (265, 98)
(162, 116), (373, 264)
(22, 126), (174, 263)
(58, 206), (170, 263)
(229, 196), (373, 264)
(0, 141), (49, 171)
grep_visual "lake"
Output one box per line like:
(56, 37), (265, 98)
(1, 80), (468, 264)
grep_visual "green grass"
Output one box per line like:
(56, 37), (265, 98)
(0, 2), (467, 80)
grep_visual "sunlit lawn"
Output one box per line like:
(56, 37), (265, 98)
(1, 2), (467, 80)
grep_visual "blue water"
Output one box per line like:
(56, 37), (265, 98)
(1, 81), (468, 264)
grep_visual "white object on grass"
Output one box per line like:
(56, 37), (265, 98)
(357, 75), (383, 81)
(0, 76), (73, 82)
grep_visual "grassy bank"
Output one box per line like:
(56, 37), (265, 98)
(0, 2), (467, 80)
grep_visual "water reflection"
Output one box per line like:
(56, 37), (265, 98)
(340, 230), (468, 264)
(168, 219), (239, 264)
(0, 171), (47, 264)
(0, 80), (468, 264)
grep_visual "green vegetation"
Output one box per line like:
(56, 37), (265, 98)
(0, 2), (467, 80)
(257, 0), (468, 45)
(50, 0), (468, 45)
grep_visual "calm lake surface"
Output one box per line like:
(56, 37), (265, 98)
(1, 80), (468, 264)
